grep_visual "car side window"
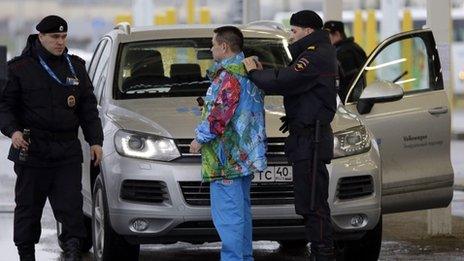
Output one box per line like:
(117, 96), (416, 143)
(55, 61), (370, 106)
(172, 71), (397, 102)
(88, 40), (107, 82)
(92, 40), (112, 102)
(348, 34), (441, 103)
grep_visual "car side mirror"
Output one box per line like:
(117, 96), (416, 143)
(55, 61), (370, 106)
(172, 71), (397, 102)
(357, 80), (404, 114)
(0, 46), (6, 89)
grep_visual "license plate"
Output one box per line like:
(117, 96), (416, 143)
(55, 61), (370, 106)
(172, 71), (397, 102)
(253, 166), (293, 182)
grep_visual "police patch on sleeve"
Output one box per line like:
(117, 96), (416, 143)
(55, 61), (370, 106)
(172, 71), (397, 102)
(294, 57), (309, 72)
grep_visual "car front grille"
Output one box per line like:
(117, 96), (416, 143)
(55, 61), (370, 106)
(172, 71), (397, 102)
(336, 175), (374, 200)
(175, 137), (287, 164)
(179, 181), (294, 206)
(120, 180), (169, 203)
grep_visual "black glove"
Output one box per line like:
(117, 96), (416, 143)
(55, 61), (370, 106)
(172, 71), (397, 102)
(279, 116), (288, 133)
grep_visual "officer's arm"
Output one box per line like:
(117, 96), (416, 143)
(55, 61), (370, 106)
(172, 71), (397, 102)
(195, 72), (240, 144)
(0, 67), (22, 138)
(249, 57), (319, 96)
(77, 70), (103, 146)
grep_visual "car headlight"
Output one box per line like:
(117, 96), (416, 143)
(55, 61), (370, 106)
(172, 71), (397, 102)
(333, 125), (371, 158)
(114, 130), (181, 161)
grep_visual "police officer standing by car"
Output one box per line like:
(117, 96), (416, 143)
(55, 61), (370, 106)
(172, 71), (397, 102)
(243, 10), (337, 261)
(323, 20), (367, 102)
(0, 15), (103, 261)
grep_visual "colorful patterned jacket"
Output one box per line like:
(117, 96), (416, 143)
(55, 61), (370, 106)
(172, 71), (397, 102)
(195, 52), (267, 182)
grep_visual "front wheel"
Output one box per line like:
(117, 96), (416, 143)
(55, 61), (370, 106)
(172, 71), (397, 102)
(92, 175), (140, 261)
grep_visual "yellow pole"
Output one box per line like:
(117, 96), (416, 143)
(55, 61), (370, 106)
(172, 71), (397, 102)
(199, 7), (211, 24)
(365, 9), (377, 54)
(198, 6), (212, 75)
(402, 9), (413, 91)
(155, 13), (167, 25)
(187, 0), (196, 24)
(114, 13), (133, 25)
(365, 9), (377, 85)
(353, 10), (364, 49)
(166, 7), (177, 24)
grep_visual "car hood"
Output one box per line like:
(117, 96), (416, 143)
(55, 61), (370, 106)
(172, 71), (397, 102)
(106, 97), (361, 138)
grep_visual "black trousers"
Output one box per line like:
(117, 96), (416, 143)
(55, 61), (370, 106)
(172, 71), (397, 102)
(292, 159), (333, 249)
(13, 163), (86, 247)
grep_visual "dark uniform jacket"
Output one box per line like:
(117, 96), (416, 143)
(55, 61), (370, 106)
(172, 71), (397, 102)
(335, 37), (367, 102)
(0, 34), (103, 167)
(249, 30), (338, 163)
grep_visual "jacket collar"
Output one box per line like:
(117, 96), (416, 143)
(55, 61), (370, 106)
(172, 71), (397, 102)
(21, 34), (67, 61)
(207, 52), (245, 80)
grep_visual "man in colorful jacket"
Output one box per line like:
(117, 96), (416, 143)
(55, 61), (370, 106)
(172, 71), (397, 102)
(190, 26), (267, 261)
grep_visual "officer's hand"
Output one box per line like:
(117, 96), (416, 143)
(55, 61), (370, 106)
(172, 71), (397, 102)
(243, 57), (262, 72)
(189, 139), (202, 153)
(11, 131), (29, 150)
(90, 145), (103, 167)
(279, 116), (289, 133)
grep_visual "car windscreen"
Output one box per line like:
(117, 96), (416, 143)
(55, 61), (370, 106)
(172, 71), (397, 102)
(115, 38), (291, 99)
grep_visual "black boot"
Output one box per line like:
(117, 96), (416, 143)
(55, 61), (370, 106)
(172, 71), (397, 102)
(310, 245), (336, 261)
(63, 238), (82, 261)
(18, 245), (35, 261)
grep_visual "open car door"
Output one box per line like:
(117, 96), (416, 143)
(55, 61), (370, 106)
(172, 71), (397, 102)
(344, 29), (453, 214)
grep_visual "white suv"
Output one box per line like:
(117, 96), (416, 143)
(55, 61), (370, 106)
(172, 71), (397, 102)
(58, 23), (453, 261)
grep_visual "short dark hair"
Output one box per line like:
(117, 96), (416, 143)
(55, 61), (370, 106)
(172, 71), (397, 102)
(213, 26), (244, 53)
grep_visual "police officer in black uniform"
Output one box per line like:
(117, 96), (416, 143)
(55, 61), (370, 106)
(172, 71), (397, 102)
(0, 15), (103, 261)
(243, 10), (337, 261)
(323, 20), (367, 102)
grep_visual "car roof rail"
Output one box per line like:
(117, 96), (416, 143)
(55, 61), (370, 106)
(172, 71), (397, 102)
(245, 20), (287, 31)
(114, 22), (131, 35)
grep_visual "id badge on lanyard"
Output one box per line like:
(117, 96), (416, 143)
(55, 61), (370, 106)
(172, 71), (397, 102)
(38, 54), (79, 87)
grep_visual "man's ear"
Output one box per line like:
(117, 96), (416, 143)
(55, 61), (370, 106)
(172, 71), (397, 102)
(305, 27), (314, 35)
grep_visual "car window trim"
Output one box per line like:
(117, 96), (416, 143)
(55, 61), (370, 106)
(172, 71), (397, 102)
(88, 39), (108, 82)
(93, 38), (113, 103)
(345, 29), (444, 105)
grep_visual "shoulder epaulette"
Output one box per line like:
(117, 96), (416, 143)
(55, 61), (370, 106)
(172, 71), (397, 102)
(307, 45), (317, 51)
(7, 55), (26, 65)
(7, 55), (32, 70)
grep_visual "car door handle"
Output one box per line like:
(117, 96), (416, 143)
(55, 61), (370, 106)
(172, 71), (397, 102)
(428, 107), (448, 115)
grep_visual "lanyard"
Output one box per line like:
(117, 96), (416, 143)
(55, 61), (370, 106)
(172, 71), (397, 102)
(38, 54), (77, 87)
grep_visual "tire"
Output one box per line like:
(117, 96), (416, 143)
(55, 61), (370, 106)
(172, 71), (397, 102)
(278, 239), (308, 252)
(337, 216), (382, 261)
(56, 216), (93, 253)
(92, 175), (140, 261)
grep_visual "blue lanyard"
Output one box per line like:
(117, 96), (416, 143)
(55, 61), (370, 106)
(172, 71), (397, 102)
(38, 54), (77, 87)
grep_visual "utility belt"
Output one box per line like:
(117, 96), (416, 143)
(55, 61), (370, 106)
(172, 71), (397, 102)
(288, 123), (331, 136)
(29, 127), (78, 142)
